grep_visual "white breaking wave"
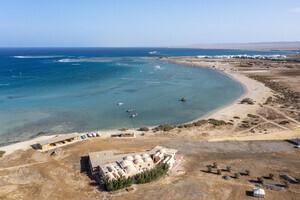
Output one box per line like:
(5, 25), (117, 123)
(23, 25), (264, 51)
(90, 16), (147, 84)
(196, 54), (287, 59)
(149, 51), (158, 55)
(13, 55), (64, 59)
(57, 57), (113, 63)
(153, 65), (163, 70)
(145, 81), (161, 84)
(116, 62), (130, 66)
(0, 83), (10, 86)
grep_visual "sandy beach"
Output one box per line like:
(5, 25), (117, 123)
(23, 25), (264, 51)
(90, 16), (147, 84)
(1, 55), (299, 157)
(0, 59), (269, 156)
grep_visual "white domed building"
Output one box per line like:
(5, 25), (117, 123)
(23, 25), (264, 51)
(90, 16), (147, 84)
(88, 146), (178, 181)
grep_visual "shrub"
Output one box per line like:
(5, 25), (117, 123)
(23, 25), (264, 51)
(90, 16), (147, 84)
(245, 170), (250, 176)
(258, 177), (264, 184)
(193, 120), (207, 126)
(183, 123), (194, 128)
(226, 166), (231, 172)
(207, 165), (213, 173)
(247, 114), (259, 118)
(135, 163), (169, 184)
(102, 163), (169, 191)
(154, 124), (175, 132)
(284, 181), (290, 188)
(138, 127), (149, 132)
(213, 162), (218, 168)
(0, 151), (5, 158)
(208, 119), (226, 126)
(0, 150), (5, 158)
(240, 98), (254, 105)
(102, 176), (133, 192)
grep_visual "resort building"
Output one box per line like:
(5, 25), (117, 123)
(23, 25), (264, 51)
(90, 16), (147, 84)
(36, 133), (80, 151)
(88, 146), (177, 181)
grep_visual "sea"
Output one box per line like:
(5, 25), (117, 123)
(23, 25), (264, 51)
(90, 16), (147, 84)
(0, 48), (294, 145)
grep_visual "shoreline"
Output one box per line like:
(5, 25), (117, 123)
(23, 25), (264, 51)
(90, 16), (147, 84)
(0, 57), (274, 157)
(159, 57), (273, 122)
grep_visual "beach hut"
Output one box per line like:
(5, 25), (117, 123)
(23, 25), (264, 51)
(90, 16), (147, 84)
(252, 187), (265, 198)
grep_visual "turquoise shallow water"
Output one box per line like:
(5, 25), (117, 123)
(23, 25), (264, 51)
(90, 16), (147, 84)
(0, 48), (292, 145)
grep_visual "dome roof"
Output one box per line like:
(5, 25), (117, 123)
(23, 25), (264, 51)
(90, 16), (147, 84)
(107, 166), (113, 172)
(118, 170), (125, 176)
(142, 153), (150, 158)
(143, 157), (152, 162)
(107, 172), (115, 180)
(134, 155), (142, 160)
(159, 149), (166, 154)
(120, 160), (132, 167)
(124, 155), (134, 161)
(134, 158), (143, 164)
(124, 165), (136, 174)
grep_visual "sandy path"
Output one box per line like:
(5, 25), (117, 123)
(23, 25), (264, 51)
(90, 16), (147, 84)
(0, 161), (47, 171)
(264, 105), (300, 125)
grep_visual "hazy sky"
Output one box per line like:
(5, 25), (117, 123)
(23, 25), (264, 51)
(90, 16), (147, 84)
(0, 0), (300, 47)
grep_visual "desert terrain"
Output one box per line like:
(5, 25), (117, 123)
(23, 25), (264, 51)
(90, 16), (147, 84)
(0, 55), (300, 200)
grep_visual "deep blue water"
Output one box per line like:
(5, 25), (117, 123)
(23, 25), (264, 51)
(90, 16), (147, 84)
(0, 48), (292, 145)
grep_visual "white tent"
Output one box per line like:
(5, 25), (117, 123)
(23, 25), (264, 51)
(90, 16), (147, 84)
(253, 187), (265, 198)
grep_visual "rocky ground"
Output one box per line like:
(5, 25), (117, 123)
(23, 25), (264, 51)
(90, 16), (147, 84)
(157, 55), (300, 140)
(0, 137), (300, 200)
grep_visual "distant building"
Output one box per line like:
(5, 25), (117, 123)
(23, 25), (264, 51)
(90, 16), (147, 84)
(88, 146), (178, 181)
(36, 133), (80, 151)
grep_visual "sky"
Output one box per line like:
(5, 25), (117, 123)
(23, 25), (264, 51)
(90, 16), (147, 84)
(0, 0), (300, 47)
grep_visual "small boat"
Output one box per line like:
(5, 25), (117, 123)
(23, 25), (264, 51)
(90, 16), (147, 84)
(126, 109), (135, 113)
(130, 113), (138, 118)
(180, 97), (187, 102)
(117, 102), (124, 106)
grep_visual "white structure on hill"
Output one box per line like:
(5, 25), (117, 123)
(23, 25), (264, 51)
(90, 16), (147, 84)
(88, 146), (177, 181)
